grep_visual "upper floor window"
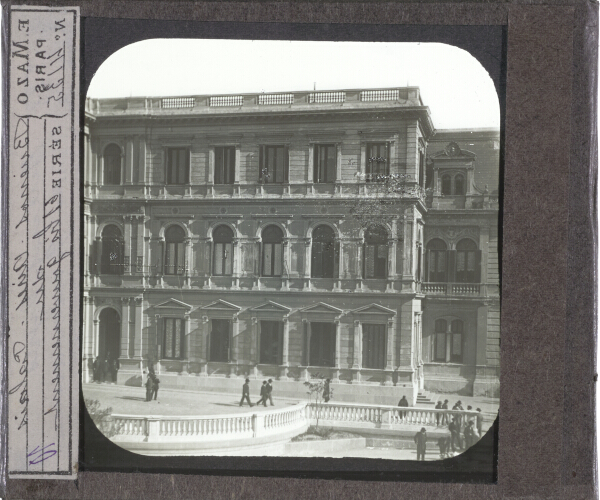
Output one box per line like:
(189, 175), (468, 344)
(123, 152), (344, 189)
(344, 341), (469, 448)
(456, 239), (479, 283)
(163, 318), (185, 359)
(213, 225), (233, 276)
(215, 146), (235, 185)
(313, 144), (336, 183)
(311, 225), (337, 278)
(103, 144), (122, 185)
(366, 143), (389, 181)
(441, 171), (466, 195)
(164, 225), (185, 275)
(166, 148), (189, 185)
(426, 239), (448, 282)
(433, 318), (463, 363)
(101, 225), (124, 275)
(364, 226), (388, 279)
(262, 225), (284, 277)
(260, 145), (288, 184)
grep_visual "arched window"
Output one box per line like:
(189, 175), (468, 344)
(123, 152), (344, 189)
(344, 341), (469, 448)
(433, 318), (464, 363)
(454, 174), (465, 195)
(426, 239), (448, 282)
(262, 225), (284, 277)
(213, 225), (234, 276)
(456, 239), (479, 283)
(441, 174), (452, 195)
(103, 144), (122, 185)
(164, 225), (185, 275)
(101, 225), (124, 275)
(311, 225), (336, 278)
(364, 226), (388, 279)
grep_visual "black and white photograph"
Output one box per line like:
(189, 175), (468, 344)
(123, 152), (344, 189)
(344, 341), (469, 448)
(81, 39), (500, 460)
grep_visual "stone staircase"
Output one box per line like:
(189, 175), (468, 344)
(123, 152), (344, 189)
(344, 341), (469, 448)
(416, 390), (440, 406)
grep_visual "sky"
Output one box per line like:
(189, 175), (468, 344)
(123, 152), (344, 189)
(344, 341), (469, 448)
(89, 39), (500, 130)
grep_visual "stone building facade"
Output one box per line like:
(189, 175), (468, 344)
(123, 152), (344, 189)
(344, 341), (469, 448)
(82, 88), (500, 404)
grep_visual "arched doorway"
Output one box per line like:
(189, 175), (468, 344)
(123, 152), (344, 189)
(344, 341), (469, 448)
(98, 308), (121, 382)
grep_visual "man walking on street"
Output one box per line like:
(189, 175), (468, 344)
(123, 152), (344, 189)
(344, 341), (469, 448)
(151, 373), (160, 401)
(414, 427), (427, 461)
(476, 408), (484, 438)
(239, 378), (253, 407)
(144, 372), (153, 402)
(266, 379), (274, 406)
(256, 381), (268, 407)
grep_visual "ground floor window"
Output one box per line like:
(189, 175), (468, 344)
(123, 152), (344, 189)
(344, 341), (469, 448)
(260, 320), (283, 364)
(163, 318), (185, 359)
(309, 322), (336, 367)
(433, 319), (463, 363)
(210, 319), (230, 362)
(362, 323), (386, 369)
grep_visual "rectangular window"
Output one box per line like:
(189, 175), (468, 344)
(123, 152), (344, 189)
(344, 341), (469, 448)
(313, 144), (337, 183)
(262, 243), (283, 276)
(366, 143), (389, 180)
(362, 324), (386, 369)
(365, 243), (388, 279)
(260, 145), (288, 183)
(210, 319), (230, 362)
(214, 146), (235, 184)
(309, 322), (336, 367)
(166, 148), (189, 185)
(434, 333), (447, 361)
(213, 243), (233, 276)
(163, 318), (185, 359)
(260, 321), (283, 364)
(165, 242), (185, 275)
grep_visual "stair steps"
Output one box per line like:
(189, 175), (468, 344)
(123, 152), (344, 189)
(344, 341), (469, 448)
(416, 391), (440, 406)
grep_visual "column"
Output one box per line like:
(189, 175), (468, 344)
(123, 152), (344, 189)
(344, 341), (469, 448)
(125, 136), (134, 184)
(200, 316), (209, 376)
(120, 298), (130, 359)
(184, 237), (192, 288)
(335, 143), (342, 193)
(356, 238), (364, 291)
(136, 215), (145, 275)
(359, 143), (366, 175)
(333, 319), (341, 382)
(124, 216), (132, 275)
(303, 238), (311, 289)
(229, 315), (239, 376)
(307, 143), (314, 195)
(134, 297), (143, 359)
(234, 145), (241, 196)
(387, 238), (396, 292)
(182, 314), (191, 373)
(82, 296), (92, 382)
(93, 317), (100, 359)
(335, 238), (343, 289)
(138, 135), (147, 189)
(232, 238), (240, 289)
(280, 317), (290, 379)
(302, 320), (310, 379)
(251, 317), (259, 377)
(95, 235), (102, 278)
(282, 239), (290, 289)
(385, 318), (395, 379)
(352, 320), (362, 369)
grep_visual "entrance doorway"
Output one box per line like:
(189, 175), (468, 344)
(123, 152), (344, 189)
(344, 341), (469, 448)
(98, 308), (121, 381)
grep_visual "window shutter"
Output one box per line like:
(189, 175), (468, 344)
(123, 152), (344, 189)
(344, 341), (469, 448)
(259, 145), (264, 182)
(447, 250), (456, 283)
(284, 146), (289, 183)
(327, 146), (336, 182)
(475, 250), (482, 283)
(333, 241), (340, 279)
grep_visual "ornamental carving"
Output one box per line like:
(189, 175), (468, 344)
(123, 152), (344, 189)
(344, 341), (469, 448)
(425, 226), (479, 247)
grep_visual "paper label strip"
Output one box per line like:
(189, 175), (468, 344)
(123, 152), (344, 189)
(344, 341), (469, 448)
(7, 5), (80, 479)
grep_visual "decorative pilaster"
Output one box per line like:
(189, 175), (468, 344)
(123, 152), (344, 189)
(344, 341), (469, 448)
(133, 297), (143, 359)
(333, 318), (341, 382)
(251, 317), (259, 377)
(303, 238), (311, 290)
(384, 319), (395, 384)
(279, 317), (290, 379)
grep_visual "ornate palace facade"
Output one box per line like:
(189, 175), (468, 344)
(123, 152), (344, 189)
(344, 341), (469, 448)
(82, 88), (500, 403)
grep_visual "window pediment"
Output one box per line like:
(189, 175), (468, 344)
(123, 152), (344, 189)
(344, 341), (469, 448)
(153, 299), (193, 316)
(249, 301), (291, 316)
(300, 302), (344, 320)
(200, 299), (242, 313)
(351, 303), (396, 317)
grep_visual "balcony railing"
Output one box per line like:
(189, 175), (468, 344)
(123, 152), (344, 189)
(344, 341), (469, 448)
(422, 282), (499, 297)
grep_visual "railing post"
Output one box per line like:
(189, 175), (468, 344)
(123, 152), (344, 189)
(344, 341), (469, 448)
(147, 419), (159, 442)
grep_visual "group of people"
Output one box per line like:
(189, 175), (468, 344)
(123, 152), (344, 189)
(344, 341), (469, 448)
(144, 369), (160, 402)
(239, 378), (275, 407)
(408, 397), (485, 461)
(91, 353), (119, 383)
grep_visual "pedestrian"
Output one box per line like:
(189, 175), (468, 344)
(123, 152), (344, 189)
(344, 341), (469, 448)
(256, 381), (268, 407)
(151, 373), (160, 401)
(101, 356), (109, 383)
(144, 372), (153, 402)
(437, 435), (450, 459)
(464, 420), (476, 449)
(449, 417), (462, 451)
(453, 400), (464, 426)
(435, 400), (443, 426)
(92, 356), (100, 382)
(109, 353), (119, 383)
(266, 379), (274, 406)
(239, 378), (253, 407)
(476, 408), (484, 438)
(441, 399), (449, 425)
(398, 395), (409, 419)
(414, 427), (427, 461)
(323, 378), (331, 403)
